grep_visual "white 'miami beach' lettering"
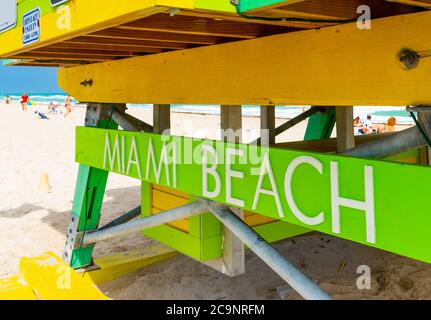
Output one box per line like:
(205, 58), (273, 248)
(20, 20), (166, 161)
(252, 152), (284, 218)
(330, 162), (375, 243)
(126, 136), (141, 178)
(284, 156), (324, 226)
(225, 148), (245, 207)
(146, 138), (171, 186)
(202, 144), (221, 198)
(104, 133), (121, 172)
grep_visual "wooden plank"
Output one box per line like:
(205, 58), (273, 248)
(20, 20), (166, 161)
(87, 28), (236, 45)
(245, 0), (419, 20)
(152, 189), (189, 210)
(47, 43), (165, 54)
(387, 0), (431, 8)
(10, 53), (112, 62)
(59, 11), (431, 106)
(64, 36), (190, 50)
(118, 13), (294, 39)
(32, 48), (138, 57)
(336, 106), (355, 152)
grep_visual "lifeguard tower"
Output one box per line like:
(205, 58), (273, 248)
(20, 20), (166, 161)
(2, 0), (431, 299)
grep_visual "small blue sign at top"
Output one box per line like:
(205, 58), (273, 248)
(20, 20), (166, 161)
(22, 8), (40, 46)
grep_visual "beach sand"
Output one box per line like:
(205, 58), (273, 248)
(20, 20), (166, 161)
(0, 102), (430, 300)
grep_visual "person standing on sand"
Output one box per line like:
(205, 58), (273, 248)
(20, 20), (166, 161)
(64, 94), (72, 117)
(5, 96), (11, 104)
(20, 93), (29, 111)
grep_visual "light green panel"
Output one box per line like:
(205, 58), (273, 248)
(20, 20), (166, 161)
(76, 127), (431, 264)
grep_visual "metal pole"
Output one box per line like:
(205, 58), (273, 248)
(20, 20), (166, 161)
(202, 200), (331, 300)
(342, 126), (425, 159)
(98, 206), (141, 231)
(82, 202), (207, 246)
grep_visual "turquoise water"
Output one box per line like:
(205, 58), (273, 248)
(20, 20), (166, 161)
(0, 93), (414, 124)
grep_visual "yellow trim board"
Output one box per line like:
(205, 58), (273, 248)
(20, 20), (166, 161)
(60, 10), (431, 106)
(0, 276), (36, 300)
(20, 252), (108, 300)
(82, 245), (177, 284)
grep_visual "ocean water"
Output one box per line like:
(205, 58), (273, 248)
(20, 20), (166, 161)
(0, 93), (414, 124)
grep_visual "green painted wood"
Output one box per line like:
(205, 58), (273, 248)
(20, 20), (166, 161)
(253, 221), (311, 243)
(304, 108), (336, 140)
(76, 127), (431, 263)
(238, 0), (286, 13)
(69, 108), (118, 269)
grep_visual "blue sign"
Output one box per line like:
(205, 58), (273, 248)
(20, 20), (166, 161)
(50, 0), (69, 6)
(22, 8), (40, 46)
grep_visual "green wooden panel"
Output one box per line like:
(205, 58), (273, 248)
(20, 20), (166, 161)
(253, 221), (311, 243)
(76, 127), (431, 264)
(238, 0), (286, 13)
(304, 108), (336, 140)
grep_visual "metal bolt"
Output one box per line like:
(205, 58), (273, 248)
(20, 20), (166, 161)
(399, 48), (420, 70)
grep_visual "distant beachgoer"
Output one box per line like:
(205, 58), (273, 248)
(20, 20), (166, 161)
(64, 94), (72, 117)
(34, 111), (49, 120)
(377, 117), (397, 134)
(5, 96), (11, 104)
(47, 102), (55, 114)
(353, 116), (362, 127)
(20, 93), (29, 111)
(358, 115), (375, 135)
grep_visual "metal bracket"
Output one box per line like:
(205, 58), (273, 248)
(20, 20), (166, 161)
(62, 214), (85, 264)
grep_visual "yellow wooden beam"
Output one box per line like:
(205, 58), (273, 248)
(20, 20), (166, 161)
(82, 245), (177, 284)
(0, 276), (37, 300)
(0, 0), (195, 57)
(19, 252), (108, 300)
(59, 11), (431, 106)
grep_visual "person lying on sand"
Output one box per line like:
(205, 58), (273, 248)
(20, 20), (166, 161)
(358, 115), (375, 134)
(376, 117), (397, 134)
(34, 111), (49, 120)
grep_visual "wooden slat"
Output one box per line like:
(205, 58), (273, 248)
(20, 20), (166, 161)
(118, 13), (294, 39)
(64, 36), (190, 50)
(32, 48), (139, 57)
(48, 43), (165, 54)
(88, 28), (236, 45)
(152, 184), (189, 199)
(386, 0), (431, 8)
(10, 53), (112, 62)
(178, 9), (328, 29)
(249, 0), (419, 20)
(152, 188), (189, 211)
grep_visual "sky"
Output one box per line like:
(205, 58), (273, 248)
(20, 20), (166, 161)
(0, 66), (64, 94)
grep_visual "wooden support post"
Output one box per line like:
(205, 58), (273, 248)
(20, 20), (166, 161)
(212, 105), (245, 276)
(336, 107), (355, 153)
(260, 106), (276, 146)
(153, 104), (171, 134)
(63, 103), (124, 269)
